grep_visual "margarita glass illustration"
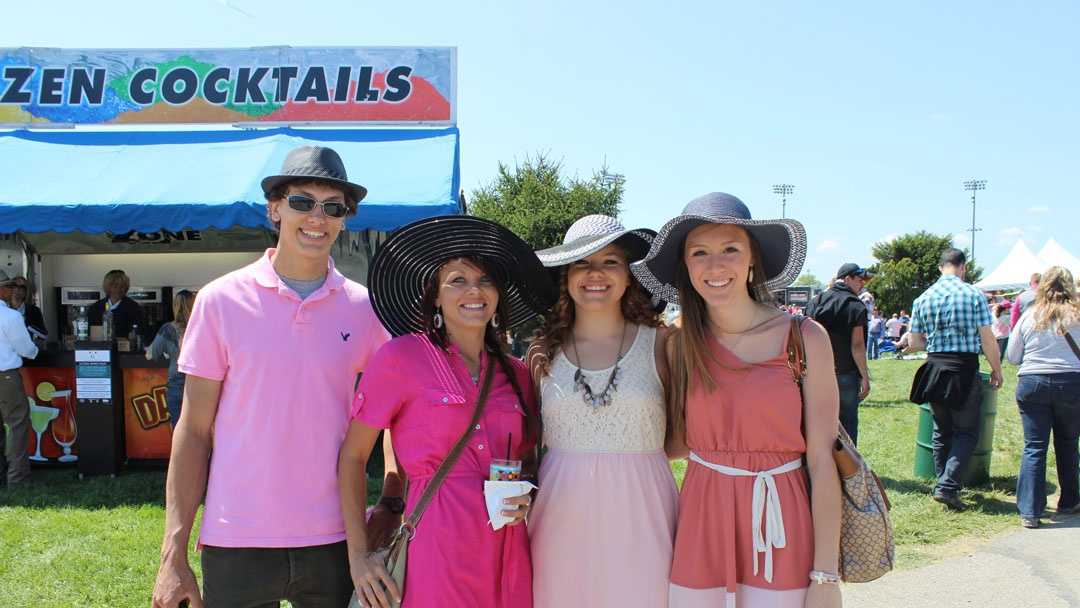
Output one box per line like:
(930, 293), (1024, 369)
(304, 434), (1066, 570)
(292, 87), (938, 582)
(50, 390), (77, 462)
(29, 399), (60, 462)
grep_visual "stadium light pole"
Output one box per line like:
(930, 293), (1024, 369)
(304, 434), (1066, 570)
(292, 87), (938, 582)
(963, 179), (987, 263)
(772, 184), (795, 218)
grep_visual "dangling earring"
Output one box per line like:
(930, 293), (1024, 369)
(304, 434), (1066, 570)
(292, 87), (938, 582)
(491, 313), (500, 328)
(433, 308), (444, 329)
(748, 266), (755, 283)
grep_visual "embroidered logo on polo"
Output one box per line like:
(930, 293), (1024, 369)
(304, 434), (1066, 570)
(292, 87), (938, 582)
(341, 331), (351, 342)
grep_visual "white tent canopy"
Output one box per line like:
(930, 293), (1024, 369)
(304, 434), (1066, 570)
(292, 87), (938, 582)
(976, 240), (1044, 290)
(977, 238), (1080, 291)
(1036, 238), (1080, 277)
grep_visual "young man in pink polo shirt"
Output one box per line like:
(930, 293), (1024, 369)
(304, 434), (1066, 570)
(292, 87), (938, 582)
(152, 147), (397, 608)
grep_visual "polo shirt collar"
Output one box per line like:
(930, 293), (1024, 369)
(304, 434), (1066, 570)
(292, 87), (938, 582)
(251, 248), (346, 293)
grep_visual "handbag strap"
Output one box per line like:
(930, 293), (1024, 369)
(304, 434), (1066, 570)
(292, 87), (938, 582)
(787, 315), (807, 385)
(1065, 332), (1080, 365)
(402, 355), (498, 531)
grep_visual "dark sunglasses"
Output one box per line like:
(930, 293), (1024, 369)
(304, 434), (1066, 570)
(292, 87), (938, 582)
(286, 194), (351, 219)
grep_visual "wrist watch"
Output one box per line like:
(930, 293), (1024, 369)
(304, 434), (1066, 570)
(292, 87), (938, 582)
(378, 496), (405, 515)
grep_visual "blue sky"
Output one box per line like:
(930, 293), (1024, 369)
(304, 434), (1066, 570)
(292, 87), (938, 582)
(8, 0), (1078, 281)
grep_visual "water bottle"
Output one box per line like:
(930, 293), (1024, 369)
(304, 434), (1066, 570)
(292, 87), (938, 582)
(74, 306), (89, 340)
(102, 305), (114, 341)
(130, 324), (142, 351)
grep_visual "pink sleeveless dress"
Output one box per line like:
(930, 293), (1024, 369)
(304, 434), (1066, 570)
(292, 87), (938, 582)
(669, 331), (813, 607)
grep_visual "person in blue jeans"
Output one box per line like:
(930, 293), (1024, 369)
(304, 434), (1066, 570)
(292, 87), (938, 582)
(1006, 266), (1080, 528)
(807, 262), (872, 444)
(867, 309), (885, 360)
(145, 290), (196, 427)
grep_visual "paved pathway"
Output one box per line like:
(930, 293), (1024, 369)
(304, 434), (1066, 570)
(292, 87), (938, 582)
(843, 513), (1080, 607)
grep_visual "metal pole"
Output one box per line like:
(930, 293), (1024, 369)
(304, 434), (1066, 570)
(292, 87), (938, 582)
(772, 184), (795, 219)
(962, 179), (987, 265)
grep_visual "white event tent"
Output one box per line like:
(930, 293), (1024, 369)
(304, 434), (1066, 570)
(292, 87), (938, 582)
(1036, 238), (1080, 277)
(977, 238), (1080, 291)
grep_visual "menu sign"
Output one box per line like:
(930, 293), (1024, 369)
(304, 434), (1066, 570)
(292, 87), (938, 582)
(75, 349), (112, 402)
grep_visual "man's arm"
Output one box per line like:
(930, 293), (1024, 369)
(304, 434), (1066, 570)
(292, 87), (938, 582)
(151, 375), (221, 608)
(851, 325), (871, 400)
(3, 313), (38, 360)
(978, 326), (1004, 388)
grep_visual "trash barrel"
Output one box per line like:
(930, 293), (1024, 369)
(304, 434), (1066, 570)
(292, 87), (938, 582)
(913, 372), (997, 486)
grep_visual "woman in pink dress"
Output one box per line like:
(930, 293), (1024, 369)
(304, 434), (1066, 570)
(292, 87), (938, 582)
(528, 215), (679, 607)
(337, 216), (557, 608)
(633, 193), (843, 608)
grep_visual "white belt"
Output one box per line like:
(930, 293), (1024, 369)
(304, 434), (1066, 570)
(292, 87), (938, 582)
(689, 452), (803, 583)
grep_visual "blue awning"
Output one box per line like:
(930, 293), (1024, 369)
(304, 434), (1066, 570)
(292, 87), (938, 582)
(0, 127), (460, 233)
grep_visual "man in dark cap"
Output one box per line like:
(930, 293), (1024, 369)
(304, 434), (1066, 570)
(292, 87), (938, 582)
(807, 262), (873, 445)
(152, 146), (397, 608)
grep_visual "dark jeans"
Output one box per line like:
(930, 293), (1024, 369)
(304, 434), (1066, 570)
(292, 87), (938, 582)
(837, 371), (862, 446)
(201, 541), (353, 608)
(1015, 373), (1080, 518)
(930, 375), (982, 495)
(166, 376), (185, 428)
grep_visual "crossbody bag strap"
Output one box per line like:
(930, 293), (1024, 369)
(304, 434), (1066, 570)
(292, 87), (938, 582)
(1065, 332), (1080, 364)
(403, 356), (497, 530)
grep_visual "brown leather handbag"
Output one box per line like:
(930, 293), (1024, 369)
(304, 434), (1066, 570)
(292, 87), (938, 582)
(349, 358), (497, 607)
(787, 316), (895, 583)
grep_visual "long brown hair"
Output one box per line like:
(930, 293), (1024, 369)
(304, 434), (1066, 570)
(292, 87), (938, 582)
(172, 290), (196, 346)
(532, 250), (661, 377)
(418, 257), (540, 446)
(665, 226), (773, 444)
(1031, 266), (1080, 335)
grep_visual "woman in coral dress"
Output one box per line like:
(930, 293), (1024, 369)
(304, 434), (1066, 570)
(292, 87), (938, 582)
(633, 193), (843, 608)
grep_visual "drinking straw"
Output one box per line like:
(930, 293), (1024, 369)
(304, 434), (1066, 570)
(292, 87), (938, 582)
(506, 432), (513, 461)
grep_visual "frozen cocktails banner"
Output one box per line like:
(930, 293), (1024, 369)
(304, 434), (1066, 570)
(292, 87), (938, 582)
(0, 47), (456, 126)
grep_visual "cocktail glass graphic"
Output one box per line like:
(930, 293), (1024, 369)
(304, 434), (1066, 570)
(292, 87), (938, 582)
(50, 390), (77, 462)
(29, 400), (60, 462)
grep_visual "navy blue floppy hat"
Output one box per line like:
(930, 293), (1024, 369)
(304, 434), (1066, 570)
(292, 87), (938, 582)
(630, 192), (807, 304)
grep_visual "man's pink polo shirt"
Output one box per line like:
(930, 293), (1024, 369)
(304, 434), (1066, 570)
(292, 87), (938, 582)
(178, 249), (389, 548)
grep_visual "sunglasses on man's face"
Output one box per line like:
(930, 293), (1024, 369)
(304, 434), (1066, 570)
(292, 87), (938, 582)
(286, 194), (351, 219)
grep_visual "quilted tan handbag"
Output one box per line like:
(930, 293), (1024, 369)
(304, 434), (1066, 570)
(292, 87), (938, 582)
(787, 316), (895, 583)
(349, 358), (497, 607)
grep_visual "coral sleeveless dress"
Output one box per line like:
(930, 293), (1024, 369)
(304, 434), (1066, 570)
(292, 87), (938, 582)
(529, 326), (679, 607)
(669, 332), (812, 608)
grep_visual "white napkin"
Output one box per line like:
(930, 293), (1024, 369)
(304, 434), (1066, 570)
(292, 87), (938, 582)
(484, 480), (536, 531)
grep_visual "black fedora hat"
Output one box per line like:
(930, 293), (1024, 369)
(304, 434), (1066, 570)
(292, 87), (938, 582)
(631, 192), (807, 304)
(261, 146), (368, 204)
(368, 215), (557, 337)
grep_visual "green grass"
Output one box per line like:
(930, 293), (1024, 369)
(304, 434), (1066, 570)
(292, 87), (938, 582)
(0, 359), (1054, 606)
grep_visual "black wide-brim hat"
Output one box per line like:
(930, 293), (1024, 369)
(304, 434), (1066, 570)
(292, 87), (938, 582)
(631, 192), (807, 304)
(261, 146), (368, 204)
(369, 215), (558, 337)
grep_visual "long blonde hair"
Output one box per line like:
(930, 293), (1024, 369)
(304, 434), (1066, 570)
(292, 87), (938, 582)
(665, 227), (772, 444)
(172, 290), (196, 345)
(1031, 266), (1080, 335)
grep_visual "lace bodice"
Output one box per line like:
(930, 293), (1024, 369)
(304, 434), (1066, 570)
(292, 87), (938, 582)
(539, 325), (667, 452)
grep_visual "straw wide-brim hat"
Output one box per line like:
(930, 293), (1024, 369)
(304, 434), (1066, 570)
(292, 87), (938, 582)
(260, 146), (368, 204)
(535, 215), (656, 267)
(368, 215), (557, 337)
(631, 192), (807, 304)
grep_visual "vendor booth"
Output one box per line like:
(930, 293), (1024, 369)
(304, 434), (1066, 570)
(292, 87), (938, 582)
(0, 46), (458, 469)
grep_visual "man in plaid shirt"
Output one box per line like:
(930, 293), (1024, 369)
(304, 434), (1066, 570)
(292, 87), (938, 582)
(906, 248), (1003, 510)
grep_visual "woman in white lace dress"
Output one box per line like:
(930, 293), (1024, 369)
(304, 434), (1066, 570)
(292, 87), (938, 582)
(527, 215), (679, 608)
